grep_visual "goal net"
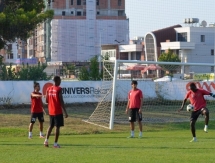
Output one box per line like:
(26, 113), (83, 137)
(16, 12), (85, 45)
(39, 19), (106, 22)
(85, 60), (215, 129)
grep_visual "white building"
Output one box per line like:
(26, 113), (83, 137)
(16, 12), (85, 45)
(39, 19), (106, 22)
(46, 0), (129, 62)
(161, 25), (215, 74)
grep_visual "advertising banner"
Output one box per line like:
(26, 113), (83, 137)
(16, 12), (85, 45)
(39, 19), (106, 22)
(1, 81), (215, 105)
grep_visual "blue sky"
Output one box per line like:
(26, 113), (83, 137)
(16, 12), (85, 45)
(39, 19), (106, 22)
(125, 0), (215, 39)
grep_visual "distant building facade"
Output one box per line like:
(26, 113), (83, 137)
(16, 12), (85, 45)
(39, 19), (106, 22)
(27, 0), (129, 63)
(161, 24), (215, 74)
(144, 25), (182, 62)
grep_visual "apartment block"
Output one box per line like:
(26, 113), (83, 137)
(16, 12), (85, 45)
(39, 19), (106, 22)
(28, 0), (128, 63)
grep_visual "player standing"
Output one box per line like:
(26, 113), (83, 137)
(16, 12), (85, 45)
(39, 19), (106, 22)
(178, 82), (215, 142)
(29, 82), (46, 139)
(44, 76), (68, 148)
(126, 80), (143, 138)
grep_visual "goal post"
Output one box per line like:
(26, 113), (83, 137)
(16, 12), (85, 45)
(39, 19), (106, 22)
(110, 60), (119, 129)
(85, 60), (215, 129)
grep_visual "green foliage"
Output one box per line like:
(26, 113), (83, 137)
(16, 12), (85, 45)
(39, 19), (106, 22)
(0, 55), (16, 80)
(0, 0), (54, 49)
(16, 62), (51, 80)
(63, 63), (76, 78)
(158, 49), (181, 75)
(78, 66), (90, 81)
(0, 56), (51, 80)
(89, 56), (100, 80)
(79, 56), (102, 81)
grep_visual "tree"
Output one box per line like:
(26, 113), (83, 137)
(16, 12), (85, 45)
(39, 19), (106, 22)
(16, 63), (51, 80)
(78, 66), (90, 81)
(158, 49), (181, 76)
(0, 0), (54, 49)
(78, 56), (102, 81)
(0, 55), (16, 80)
(89, 56), (100, 80)
(0, 55), (51, 80)
(63, 63), (76, 78)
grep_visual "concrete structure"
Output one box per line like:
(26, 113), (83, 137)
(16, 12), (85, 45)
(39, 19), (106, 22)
(161, 25), (215, 75)
(101, 37), (144, 61)
(144, 25), (182, 62)
(27, 0), (129, 63)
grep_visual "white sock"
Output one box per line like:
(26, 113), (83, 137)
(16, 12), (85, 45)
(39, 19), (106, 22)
(40, 131), (43, 136)
(45, 139), (48, 142)
(139, 132), (142, 137)
(205, 125), (208, 128)
(54, 142), (58, 146)
(193, 137), (197, 141)
(29, 132), (32, 137)
(131, 130), (134, 137)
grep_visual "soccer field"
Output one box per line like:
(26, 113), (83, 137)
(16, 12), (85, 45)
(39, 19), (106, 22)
(1, 106), (215, 163)
(1, 129), (215, 163)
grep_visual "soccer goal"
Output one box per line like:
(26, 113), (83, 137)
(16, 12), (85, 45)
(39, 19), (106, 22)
(85, 60), (215, 129)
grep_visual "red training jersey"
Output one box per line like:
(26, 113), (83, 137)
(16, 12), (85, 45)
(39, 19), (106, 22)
(46, 86), (63, 115)
(31, 92), (43, 113)
(185, 89), (210, 111)
(128, 89), (143, 109)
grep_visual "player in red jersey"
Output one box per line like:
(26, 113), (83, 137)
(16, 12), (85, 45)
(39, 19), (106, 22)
(178, 82), (215, 142)
(28, 82), (46, 139)
(44, 76), (68, 148)
(126, 80), (143, 138)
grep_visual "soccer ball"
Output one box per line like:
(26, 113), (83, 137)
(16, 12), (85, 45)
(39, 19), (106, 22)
(187, 104), (194, 112)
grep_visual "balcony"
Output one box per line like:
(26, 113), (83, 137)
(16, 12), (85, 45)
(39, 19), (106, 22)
(119, 44), (142, 52)
(161, 42), (195, 50)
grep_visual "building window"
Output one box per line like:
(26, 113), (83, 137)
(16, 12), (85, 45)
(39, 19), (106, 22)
(178, 33), (187, 42)
(77, 11), (82, 16)
(201, 35), (205, 42)
(145, 34), (156, 61)
(96, 0), (99, 5)
(83, 11), (86, 16)
(136, 52), (141, 60)
(77, 0), (81, 5)
(97, 11), (100, 15)
(83, 0), (86, 5)
(211, 66), (214, 72)
(118, 10), (124, 16)
(211, 49), (214, 56)
(71, 11), (74, 15)
(7, 53), (13, 59)
(71, 0), (73, 5)
(118, 0), (122, 6)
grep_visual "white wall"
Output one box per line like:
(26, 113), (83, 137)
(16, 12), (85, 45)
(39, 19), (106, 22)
(50, 19), (129, 62)
(174, 27), (215, 73)
(1, 81), (215, 105)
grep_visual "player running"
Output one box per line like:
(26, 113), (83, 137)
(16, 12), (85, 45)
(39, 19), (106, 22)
(29, 82), (46, 139)
(44, 76), (68, 148)
(178, 82), (215, 142)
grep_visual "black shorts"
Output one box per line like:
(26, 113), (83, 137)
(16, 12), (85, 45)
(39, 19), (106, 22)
(190, 108), (208, 121)
(128, 108), (142, 122)
(49, 114), (64, 127)
(30, 112), (44, 123)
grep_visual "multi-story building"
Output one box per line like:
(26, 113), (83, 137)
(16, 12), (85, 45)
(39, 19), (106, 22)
(28, 0), (129, 63)
(161, 21), (215, 75)
(0, 40), (28, 64)
(101, 37), (144, 61)
(144, 24), (182, 62)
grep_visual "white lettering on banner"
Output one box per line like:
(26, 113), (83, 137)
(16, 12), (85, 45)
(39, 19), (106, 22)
(62, 87), (109, 95)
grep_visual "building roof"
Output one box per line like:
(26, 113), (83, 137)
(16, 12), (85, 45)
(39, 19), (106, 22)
(152, 24), (182, 47)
